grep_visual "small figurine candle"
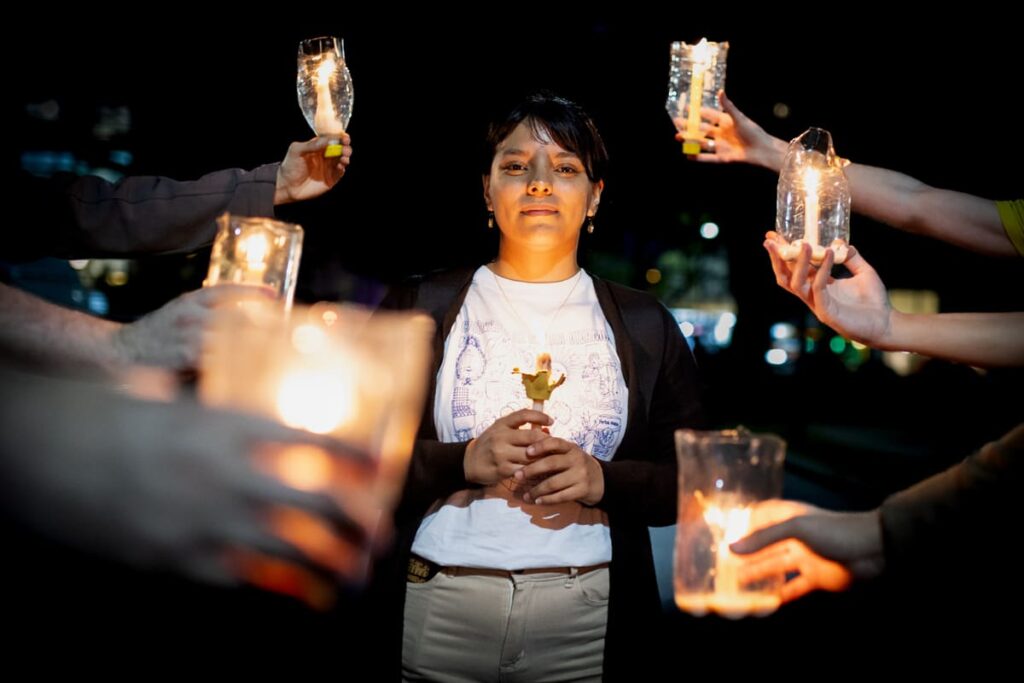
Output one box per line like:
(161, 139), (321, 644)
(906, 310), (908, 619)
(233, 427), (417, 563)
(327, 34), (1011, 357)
(513, 352), (566, 414)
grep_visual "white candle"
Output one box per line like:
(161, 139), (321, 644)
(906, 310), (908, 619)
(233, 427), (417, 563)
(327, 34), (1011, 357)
(803, 167), (822, 261)
(313, 57), (343, 136)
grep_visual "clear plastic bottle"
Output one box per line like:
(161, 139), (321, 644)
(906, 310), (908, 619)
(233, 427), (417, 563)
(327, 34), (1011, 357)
(775, 128), (851, 265)
(666, 39), (729, 155)
(296, 36), (353, 157)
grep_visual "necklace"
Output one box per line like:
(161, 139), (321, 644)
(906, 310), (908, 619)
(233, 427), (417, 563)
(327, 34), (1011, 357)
(489, 267), (584, 349)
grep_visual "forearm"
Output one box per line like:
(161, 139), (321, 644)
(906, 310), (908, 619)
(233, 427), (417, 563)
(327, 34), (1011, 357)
(0, 283), (125, 371)
(879, 310), (1024, 368)
(843, 165), (1012, 257)
(398, 439), (471, 514)
(752, 135), (789, 173)
(880, 424), (1024, 571)
(48, 165), (279, 258)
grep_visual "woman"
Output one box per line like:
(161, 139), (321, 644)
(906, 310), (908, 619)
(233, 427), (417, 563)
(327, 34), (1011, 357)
(376, 93), (703, 681)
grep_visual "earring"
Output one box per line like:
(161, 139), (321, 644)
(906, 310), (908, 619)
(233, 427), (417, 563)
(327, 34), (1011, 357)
(487, 211), (494, 229)
(587, 217), (595, 234)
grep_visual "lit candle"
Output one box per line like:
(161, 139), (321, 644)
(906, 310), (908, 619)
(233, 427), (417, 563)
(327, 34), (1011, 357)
(313, 57), (345, 158)
(313, 58), (341, 134)
(274, 325), (357, 434)
(803, 166), (823, 263)
(235, 231), (269, 280)
(683, 38), (710, 155)
(703, 502), (751, 598)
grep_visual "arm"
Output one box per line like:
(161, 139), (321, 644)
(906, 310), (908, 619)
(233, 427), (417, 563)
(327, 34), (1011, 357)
(11, 135), (353, 260)
(687, 93), (1016, 257)
(0, 365), (378, 589)
(0, 282), (272, 372)
(880, 423), (1024, 572)
(732, 424), (1024, 602)
(764, 236), (1024, 367)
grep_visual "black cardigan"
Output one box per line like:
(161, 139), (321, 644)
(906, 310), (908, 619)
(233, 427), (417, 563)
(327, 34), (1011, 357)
(368, 266), (705, 680)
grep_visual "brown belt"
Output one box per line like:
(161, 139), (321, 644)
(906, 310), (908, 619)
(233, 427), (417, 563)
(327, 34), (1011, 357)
(407, 554), (609, 584)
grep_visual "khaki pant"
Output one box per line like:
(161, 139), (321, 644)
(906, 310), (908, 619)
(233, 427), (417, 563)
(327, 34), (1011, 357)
(403, 566), (610, 682)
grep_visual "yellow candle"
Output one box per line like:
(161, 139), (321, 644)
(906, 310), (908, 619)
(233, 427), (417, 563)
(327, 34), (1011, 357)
(683, 38), (710, 155)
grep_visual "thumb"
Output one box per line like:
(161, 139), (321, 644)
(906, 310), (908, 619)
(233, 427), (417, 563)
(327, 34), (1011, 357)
(730, 518), (800, 555)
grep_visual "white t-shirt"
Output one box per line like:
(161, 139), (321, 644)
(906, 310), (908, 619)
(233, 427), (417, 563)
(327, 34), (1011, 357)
(410, 266), (628, 569)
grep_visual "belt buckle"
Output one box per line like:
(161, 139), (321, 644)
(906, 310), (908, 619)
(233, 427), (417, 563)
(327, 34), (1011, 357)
(407, 555), (440, 583)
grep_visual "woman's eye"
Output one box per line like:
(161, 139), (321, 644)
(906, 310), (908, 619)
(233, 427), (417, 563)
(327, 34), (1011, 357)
(503, 162), (527, 172)
(557, 166), (580, 174)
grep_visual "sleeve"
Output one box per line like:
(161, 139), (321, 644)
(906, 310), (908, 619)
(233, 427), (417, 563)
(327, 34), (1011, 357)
(10, 164), (279, 260)
(379, 276), (475, 517)
(599, 302), (705, 526)
(880, 423), (1024, 571)
(995, 199), (1024, 257)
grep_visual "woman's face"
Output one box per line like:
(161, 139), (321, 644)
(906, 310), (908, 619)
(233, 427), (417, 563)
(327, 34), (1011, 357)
(484, 121), (603, 253)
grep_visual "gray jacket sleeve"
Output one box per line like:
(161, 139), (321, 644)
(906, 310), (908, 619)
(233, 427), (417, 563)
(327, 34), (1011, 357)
(13, 164), (279, 260)
(880, 423), (1024, 570)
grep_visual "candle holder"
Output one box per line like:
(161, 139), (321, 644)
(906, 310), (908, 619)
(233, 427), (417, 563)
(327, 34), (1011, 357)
(775, 127), (851, 265)
(199, 302), (433, 603)
(205, 213), (303, 310)
(297, 36), (353, 158)
(200, 302), (433, 506)
(667, 38), (729, 155)
(674, 427), (786, 619)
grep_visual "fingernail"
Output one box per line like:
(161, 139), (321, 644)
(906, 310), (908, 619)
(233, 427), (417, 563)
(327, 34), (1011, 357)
(534, 497), (544, 505)
(514, 470), (524, 480)
(526, 447), (535, 456)
(523, 492), (532, 503)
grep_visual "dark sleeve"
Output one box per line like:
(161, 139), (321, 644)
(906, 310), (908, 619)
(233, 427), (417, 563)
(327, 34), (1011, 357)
(10, 164), (279, 260)
(379, 276), (476, 516)
(880, 423), (1024, 570)
(599, 302), (705, 526)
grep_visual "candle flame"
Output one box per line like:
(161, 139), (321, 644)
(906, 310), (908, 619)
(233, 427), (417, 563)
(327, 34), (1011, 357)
(693, 38), (710, 66)
(237, 232), (269, 270)
(276, 369), (355, 434)
(703, 503), (752, 543)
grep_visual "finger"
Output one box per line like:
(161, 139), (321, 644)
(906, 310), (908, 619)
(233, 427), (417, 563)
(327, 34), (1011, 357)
(506, 428), (551, 447)
(517, 450), (572, 482)
(764, 240), (795, 289)
(227, 548), (341, 608)
(228, 521), (320, 569)
(192, 284), (276, 307)
(292, 137), (331, 154)
(839, 245), (872, 276)
(811, 247), (835, 296)
(524, 467), (579, 501)
(700, 106), (725, 126)
(525, 436), (572, 458)
(530, 481), (586, 506)
(495, 446), (533, 472)
(780, 575), (816, 603)
(731, 518), (803, 554)
(501, 409), (553, 429)
(789, 244), (814, 299)
(719, 91), (740, 118)
(267, 507), (369, 581)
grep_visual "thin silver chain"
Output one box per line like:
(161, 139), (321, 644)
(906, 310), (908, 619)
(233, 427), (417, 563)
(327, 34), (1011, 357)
(489, 267), (584, 348)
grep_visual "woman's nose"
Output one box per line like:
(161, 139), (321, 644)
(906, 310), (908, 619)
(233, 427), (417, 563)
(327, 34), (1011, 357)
(527, 179), (552, 196)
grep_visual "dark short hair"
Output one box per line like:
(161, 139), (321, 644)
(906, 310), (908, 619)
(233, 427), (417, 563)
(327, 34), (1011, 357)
(481, 92), (608, 183)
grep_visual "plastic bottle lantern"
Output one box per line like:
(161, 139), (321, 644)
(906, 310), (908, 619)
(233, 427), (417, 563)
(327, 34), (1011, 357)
(775, 128), (851, 265)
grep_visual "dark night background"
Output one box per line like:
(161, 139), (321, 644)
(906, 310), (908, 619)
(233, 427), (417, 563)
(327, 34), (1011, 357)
(4, 11), (1022, 673)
